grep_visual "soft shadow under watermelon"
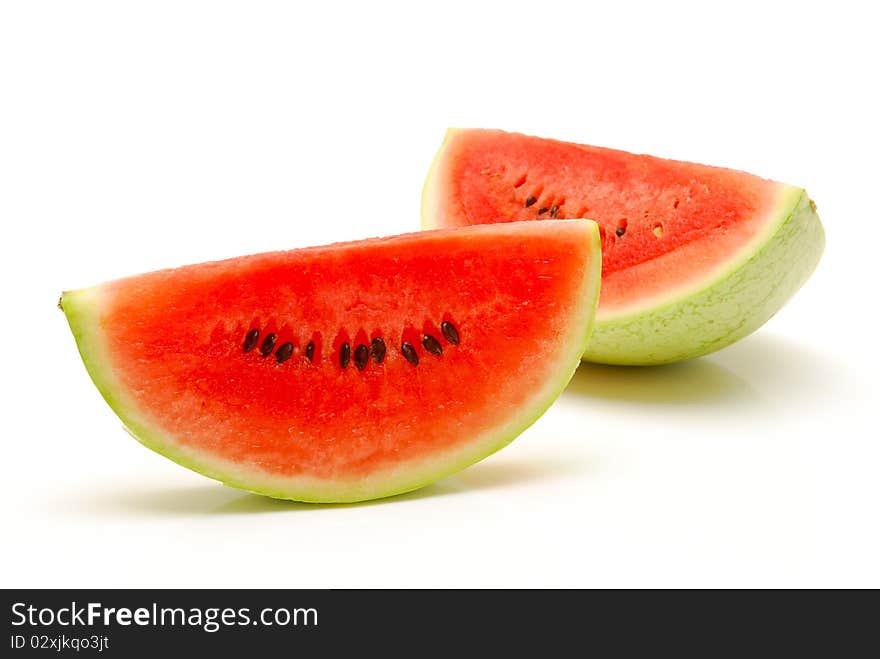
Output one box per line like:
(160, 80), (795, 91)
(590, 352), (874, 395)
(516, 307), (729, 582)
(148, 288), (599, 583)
(566, 358), (755, 406)
(73, 482), (453, 515)
(81, 456), (595, 515)
(564, 332), (834, 409)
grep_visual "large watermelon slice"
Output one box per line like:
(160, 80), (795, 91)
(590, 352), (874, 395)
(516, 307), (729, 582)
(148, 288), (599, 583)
(422, 129), (825, 365)
(61, 221), (601, 503)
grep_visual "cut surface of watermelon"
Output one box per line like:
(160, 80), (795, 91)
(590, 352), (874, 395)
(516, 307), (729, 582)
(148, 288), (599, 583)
(62, 221), (601, 502)
(422, 128), (824, 364)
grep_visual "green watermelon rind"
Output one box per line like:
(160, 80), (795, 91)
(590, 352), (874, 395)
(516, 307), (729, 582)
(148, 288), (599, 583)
(61, 221), (603, 503)
(585, 187), (824, 364)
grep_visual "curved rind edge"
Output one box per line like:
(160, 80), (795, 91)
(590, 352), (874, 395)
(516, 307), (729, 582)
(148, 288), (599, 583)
(420, 128), (461, 230)
(583, 188), (825, 365)
(60, 221), (602, 503)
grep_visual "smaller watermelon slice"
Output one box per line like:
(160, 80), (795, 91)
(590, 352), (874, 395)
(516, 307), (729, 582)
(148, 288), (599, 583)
(422, 128), (825, 365)
(61, 221), (601, 503)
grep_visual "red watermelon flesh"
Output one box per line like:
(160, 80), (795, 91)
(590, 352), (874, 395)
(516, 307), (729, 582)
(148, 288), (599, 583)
(422, 129), (824, 364)
(61, 221), (601, 502)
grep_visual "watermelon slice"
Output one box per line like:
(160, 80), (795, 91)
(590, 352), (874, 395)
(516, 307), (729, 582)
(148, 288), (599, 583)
(61, 221), (601, 503)
(422, 128), (825, 365)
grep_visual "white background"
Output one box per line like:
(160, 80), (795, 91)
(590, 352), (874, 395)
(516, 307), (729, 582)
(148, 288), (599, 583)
(1, 1), (877, 588)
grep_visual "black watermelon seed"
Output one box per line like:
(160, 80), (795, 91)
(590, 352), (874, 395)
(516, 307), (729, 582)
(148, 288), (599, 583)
(339, 342), (351, 369)
(401, 342), (419, 366)
(305, 341), (315, 362)
(275, 342), (293, 364)
(616, 226), (626, 237)
(242, 329), (260, 353)
(537, 207), (549, 215)
(422, 334), (443, 356)
(550, 205), (559, 217)
(370, 337), (386, 363)
(354, 344), (369, 371)
(259, 333), (277, 357)
(524, 195), (537, 208)
(440, 321), (460, 345)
